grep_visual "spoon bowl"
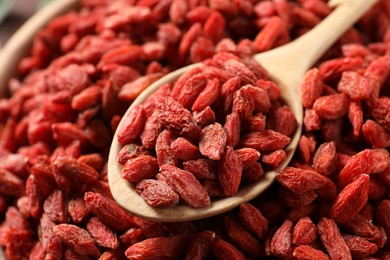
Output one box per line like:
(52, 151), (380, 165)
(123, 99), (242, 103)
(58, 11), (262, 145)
(108, 0), (378, 222)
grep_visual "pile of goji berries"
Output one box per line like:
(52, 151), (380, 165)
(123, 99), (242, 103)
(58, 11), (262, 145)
(117, 53), (295, 208)
(0, 0), (389, 259)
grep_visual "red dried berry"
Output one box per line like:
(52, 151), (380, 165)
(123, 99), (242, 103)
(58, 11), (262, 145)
(292, 217), (317, 245)
(312, 141), (337, 176)
(155, 96), (200, 139)
(117, 105), (146, 146)
(199, 123), (227, 160)
(136, 179), (179, 207)
(156, 130), (178, 167)
(191, 78), (220, 112)
(262, 150), (287, 168)
(183, 159), (217, 180)
(185, 231), (215, 260)
(53, 157), (99, 184)
(223, 112), (241, 148)
(313, 93), (349, 120)
(270, 220), (294, 258)
(238, 203), (269, 240)
(240, 130), (291, 152)
(86, 217), (119, 249)
(224, 215), (263, 257)
(343, 235), (378, 258)
(236, 148), (261, 169)
(53, 224), (100, 257)
(317, 218), (352, 260)
(218, 146), (243, 196)
(122, 155), (159, 183)
(212, 239), (245, 260)
(329, 174), (370, 223)
(293, 245), (330, 260)
(277, 167), (328, 194)
(160, 165), (210, 208)
(171, 137), (200, 161)
(337, 71), (372, 101)
(125, 235), (190, 260)
(84, 192), (137, 231)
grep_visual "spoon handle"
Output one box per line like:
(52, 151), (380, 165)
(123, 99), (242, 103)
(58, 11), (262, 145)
(254, 0), (379, 80)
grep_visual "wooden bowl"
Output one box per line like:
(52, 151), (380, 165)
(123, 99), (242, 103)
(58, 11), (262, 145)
(0, 0), (79, 94)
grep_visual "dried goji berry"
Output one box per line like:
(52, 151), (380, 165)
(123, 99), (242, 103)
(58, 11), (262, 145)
(160, 165), (210, 208)
(238, 203), (269, 240)
(342, 213), (380, 241)
(84, 192), (137, 231)
(232, 87), (255, 120)
(292, 217), (317, 245)
(240, 130), (290, 153)
(117, 105), (146, 146)
(262, 150), (286, 168)
(253, 16), (284, 52)
(183, 159), (217, 180)
(223, 112), (241, 148)
(329, 174), (370, 223)
(193, 106), (216, 127)
(293, 245), (330, 260)
(53, 157), (99, 184)
(317, 218), (352, 260)
(68, 197), (89, 224)
(122, 155), (159, 183)
(86, 217), (119, 249)
(338, 149), (387, 188)
(279, 189), (318, 208)
(171, 137), (200, 161)
(313, 93), (349, 120)
(125, 234), (190, 259)
(155, 96), (200, 139)
(53, 224), (100, 257)
(375, 200), (390, 246)
(304, 109), (322, 131)
(242, 162), (264, 181)
(185, 231), (215, 260)
(224, 215), (263, 257)
(343, 235), (378, 258)
(312, 141), (337, 176)
(270, 219), (294, 258)
(43, 189), (67, 223)
(243, 112), (267, 132)
(236, 148), (260, 169)
(120, 228), (143, 245)
(337, 71), (372, 101)
(0, 169), (24, 197)
(135, 179), (179, 207)
(156, 130), (178, 167)
(277, 167), (328, 194)
(191, 78), (220, 112)
(268, 106), (297, 137)
(199, 123), (227, 160)
(140, 111), (162, 149)
(362, 119), (390, 148)
(218, 146), (243, 196)
(212, 239), (245, 260)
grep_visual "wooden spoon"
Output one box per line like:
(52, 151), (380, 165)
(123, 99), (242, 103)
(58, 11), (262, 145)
(108, 0), (378, 222)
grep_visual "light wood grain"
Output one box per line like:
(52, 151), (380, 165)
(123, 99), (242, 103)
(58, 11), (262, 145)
(108, 0), (378, 222)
